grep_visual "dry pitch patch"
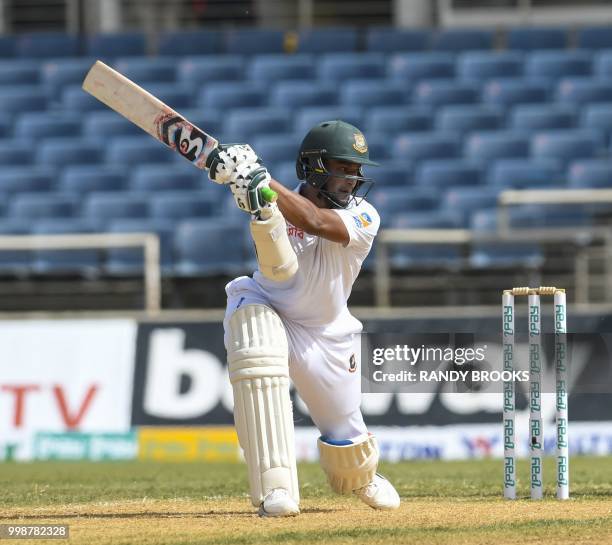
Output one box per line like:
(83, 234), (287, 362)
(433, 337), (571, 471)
(1, 458), (611, 545)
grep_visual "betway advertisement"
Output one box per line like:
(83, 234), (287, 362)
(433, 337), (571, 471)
(0, 320), (137, 460)
(2, 313), (612, 461)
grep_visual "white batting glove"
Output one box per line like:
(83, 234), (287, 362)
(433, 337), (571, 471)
(205, 144), (260, 185)
(230, 162), (276, 217)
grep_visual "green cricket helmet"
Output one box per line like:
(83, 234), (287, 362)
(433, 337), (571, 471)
(296, 120), (378, 208)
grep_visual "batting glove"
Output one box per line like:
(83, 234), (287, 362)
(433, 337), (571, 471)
(205, 144), (260, 185)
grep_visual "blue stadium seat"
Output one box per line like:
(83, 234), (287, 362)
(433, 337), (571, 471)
(9, 193), (78, 219)
(392, 132), (460, 163)
(471, 205), (589, 231)
(388, 231), (463, 269)
(86, 32), (146, 58)
(158, 30), (224, 56)
(59, 166), (127, 194)
(113, 57), (177, 83)
(270, 81), (337, 108)
(139, 83), (193, 109)
(510, 104), (576, 131)
(531, 129), (602, 165)
(248, 54), (315, 83)
(271, 161), (298, 186)
(365, 28), (429, 52)
(296, 28), (358, 53)
(568, 159), (612, 188)
(178, 56), (244, 91)
(556, 78), (612, 106)
(37, 139), (102, 167)
(225, 108), (292, 141)
(465, 131), (530, 163)
(0, 61), (40, 84)
(415, 160), (483, 189)
(293, 106), (363, 135)
(0, 140), (36, 166)
(359, 132), (389, 160)
(443, 186), (500, 226)
(252, 134), (301, 164)
(198, 83), (266, 109)
(14, 112), (82, 139)
(470, 239), (543, 268)
(174, 218), (246, 275)
(391, 210), (462, 229)
(106, 136), (173, 166)
(61, 85), (107, 111)
(83, 111), (144, 140)
(83, 192), (150, 227)
(340, 80), (406, 107)
(150, 191), (215, 221)
(31, 219), (100, 275)
(457, 51), (524, 81)
(506, 27), (567, 50)
(129, 164), (201, 192)
(0, 114), (9, 138)
(318, 53), (386, 81)
(413, 80), (480, 107)
(483, 79), (550, 108)
(106, 218), (175, 274)
(16, 32), (81, 58)
(41, 58), (96, 98)
(488, 158), (563, 189)
(0, 36), (17, 58)
(431, 29), (494, 51)
(0, 167), (55, 193)
(0, 85), (47, 115)
(369, 186), (439, 227)
(225, 29), (286, 55)
(174, 109), (224, 140)
(594, 51), (612, 78)
(578, 26), (612, 50)
(435, 105), (503, 134)
(525, 50), (592, 80)
(581, 103), (612, 139)
(365, 106), (432, 135)
(366, 162), (413, 187)
(388, 52), (455, 82)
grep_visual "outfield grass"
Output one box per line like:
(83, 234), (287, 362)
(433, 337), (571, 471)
(1, 457), (612, 544)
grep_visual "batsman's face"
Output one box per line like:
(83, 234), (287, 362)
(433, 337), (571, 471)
(324, 159), (360, 205)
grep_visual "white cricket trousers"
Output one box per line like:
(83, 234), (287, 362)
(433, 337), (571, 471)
(223, 276), (367, 441)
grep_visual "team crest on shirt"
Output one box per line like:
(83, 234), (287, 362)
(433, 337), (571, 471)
(349, 353), (357, 373)
(353, 133), (368, 154)
(352, 212), (372, 228)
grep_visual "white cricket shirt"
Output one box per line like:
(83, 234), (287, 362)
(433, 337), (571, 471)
(253, 184), (380, 336)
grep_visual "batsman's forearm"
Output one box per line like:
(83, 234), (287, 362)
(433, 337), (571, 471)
(269, 179), (323, 232)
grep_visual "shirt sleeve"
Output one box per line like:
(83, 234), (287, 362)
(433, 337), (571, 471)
(332, 201), (380, 255)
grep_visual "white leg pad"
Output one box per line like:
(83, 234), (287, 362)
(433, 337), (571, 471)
(250, 206), (298, 282)
(227, 304), (299, 507)
(318, 434), (379, 494)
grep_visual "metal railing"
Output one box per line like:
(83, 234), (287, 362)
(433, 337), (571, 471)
(437, 0), (612, 27)
(374, 188), (612, 307)
(0, 232), (161, 315)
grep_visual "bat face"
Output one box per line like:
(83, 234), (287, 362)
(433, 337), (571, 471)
(155, 112), (214, 169)
(83, 61), (218, 170)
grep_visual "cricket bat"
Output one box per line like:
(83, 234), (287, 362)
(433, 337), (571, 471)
(82, 60), (276, 202)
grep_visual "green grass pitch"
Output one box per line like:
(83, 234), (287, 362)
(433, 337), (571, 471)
(2, 457), (612, 544)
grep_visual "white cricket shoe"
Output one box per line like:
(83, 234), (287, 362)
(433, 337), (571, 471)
(258, 488), (300, 517)
(354, 474), (400, 510)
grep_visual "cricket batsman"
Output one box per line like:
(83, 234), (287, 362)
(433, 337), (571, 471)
(206, 120), (400, 517)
